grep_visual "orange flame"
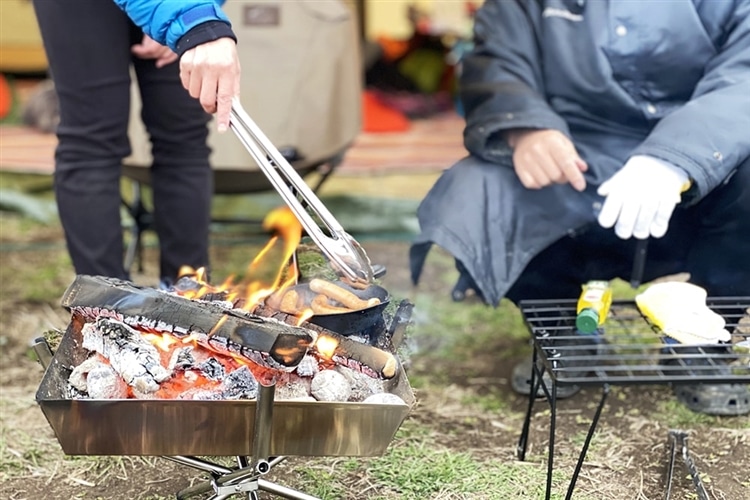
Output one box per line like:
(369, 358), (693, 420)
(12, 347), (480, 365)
(174, 206), (312, 326)
(314, 334), (339, 360)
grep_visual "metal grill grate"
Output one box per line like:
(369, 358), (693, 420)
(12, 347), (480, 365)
(519, 297), (750, 386)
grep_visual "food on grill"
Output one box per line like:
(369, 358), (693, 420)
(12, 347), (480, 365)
(635, 282), (731, 344)
(309, 278), (381, 311)
(311, 293), (352, 315)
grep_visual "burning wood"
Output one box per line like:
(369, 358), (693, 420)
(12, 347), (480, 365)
(60, 274), (407, 404)
(62, 275), (314, 369)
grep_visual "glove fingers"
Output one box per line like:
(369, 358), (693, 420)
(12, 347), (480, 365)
(650, 201), (677, 238)
(597, 190), (623, 229)
(632, 199), (660, 240)
(614, 198), (641, 239)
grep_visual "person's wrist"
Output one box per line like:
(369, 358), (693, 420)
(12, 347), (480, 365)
(504, 128), (533, 148)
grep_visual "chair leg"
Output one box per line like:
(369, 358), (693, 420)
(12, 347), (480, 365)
(310, 152), (345, 193)
(122, 180), (153, 273)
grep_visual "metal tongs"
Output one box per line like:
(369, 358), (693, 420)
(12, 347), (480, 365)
(229, 98), (374, 284)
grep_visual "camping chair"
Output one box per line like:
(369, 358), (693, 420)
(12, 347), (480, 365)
(122, 0), (362, 272)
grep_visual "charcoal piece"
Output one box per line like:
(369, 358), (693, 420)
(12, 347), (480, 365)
(197, 358), (225, 381)
(294, 354), (320, 378)
(168, 347), (196, 371)
(220, 366), (258, 399)
(86, 364), (128, 399)
(363, 393), (407, 405)
(311, 369), (351, 402)
(69, 356), (107, 392)
(335, 365), (384, 402)
(273, 372), (311, 400)
(81, 317), (171, 393)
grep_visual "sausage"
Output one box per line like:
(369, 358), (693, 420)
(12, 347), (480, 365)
(309, 278), (374, 310)
(311, 294), (351, 315)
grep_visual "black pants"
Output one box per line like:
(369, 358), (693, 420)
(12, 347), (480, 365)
(32, 0), (213, 282)
(506, 157), (750, 303)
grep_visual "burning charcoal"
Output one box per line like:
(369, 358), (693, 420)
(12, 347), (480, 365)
(81, 317), (171, 393)
(219, 366), (258, 399)
(274, 374), (312, 400)
(196, 358), (225, 381)
(335, 366), (384, 402)
(363, 393), (407, 405)
(311, 369), (351, 402)
(294, 354), (320, 378)
(69, 355), (107, 392)
(86, 364), (128, 399)
(168, 347), (196, 371)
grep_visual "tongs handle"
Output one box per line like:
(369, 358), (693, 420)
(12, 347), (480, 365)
(229, 98), (374, 284)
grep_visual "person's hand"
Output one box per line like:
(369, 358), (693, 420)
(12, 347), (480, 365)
(180, 37), (241, 132)
(597, 155), (690, 239)
(507, 129), (588, 192)
(131, 35), (178, 68)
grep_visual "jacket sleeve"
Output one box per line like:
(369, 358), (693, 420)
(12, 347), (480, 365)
(113, 0), (233, 54)
(631, 2), (750, 202)
(460, 0), (569, 164)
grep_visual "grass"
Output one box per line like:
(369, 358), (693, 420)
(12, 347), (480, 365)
(1, 198), (749, 499)
(292, 420), (600, 500)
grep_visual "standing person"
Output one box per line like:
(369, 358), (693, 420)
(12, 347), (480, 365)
(410, 0), (750, 415)
(31, 0), (240, 285)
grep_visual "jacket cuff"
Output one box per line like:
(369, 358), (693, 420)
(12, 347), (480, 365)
(175, 21), (237, 57)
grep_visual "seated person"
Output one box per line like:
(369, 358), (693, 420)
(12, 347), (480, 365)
(410, 0), (750, 415)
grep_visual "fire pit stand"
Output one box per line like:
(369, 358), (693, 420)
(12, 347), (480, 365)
(160, 383), (322, 500)
(515, 297), (750, 500)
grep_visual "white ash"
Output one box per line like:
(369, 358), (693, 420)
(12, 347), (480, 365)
(335, 365), (384, 402)
(169, 349), (228, 381)
(311, 369), (351, 402)
(274, 373), (312, 400)
(69, 356), (107, 392)
(168, 347), (195, 371)
(69, 356), (129, 399)
(182, 366), (259, 400)
(294, 354), (320, 378)
(81, 317), (171, 393)
(220, 366), (258, 399)
(363, 393), (407, 405)
(86, 364), (128, 399)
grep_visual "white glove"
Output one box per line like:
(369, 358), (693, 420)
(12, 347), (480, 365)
(597, 155), (689, 239)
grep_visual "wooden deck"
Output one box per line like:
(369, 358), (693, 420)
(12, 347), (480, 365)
(0, 111), (467, 177)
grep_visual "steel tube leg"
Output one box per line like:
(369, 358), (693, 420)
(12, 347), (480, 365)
(565, 384), (610, 500)
(545, 381), (557, 500)
(517, 350), (541, 461)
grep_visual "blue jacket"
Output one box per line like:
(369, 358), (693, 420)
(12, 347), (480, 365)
(411, 0), (750, 305)
(113, 0), (232, 53)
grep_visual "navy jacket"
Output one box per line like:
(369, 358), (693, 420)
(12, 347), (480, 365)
(113, 0), (234, 55)
(411, 0), (750, 305)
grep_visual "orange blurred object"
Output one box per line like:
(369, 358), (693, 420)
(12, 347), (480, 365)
(0, 74), (12, 119)
(362, 90), (410, 133)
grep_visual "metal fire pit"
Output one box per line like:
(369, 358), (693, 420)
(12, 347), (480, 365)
(35, 320), (414, 458)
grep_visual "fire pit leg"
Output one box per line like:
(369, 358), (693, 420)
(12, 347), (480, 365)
(251, 382), (275, 475)
(169, 382), (322, 500)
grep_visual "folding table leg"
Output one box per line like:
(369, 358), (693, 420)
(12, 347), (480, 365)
(517, 349), (543, 461)
(564, 384), (609, 500)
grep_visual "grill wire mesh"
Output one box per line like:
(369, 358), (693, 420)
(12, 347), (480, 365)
(519, 297), (750, 386)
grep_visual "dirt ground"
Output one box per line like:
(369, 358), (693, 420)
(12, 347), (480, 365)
(0, 222), (748, 500)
